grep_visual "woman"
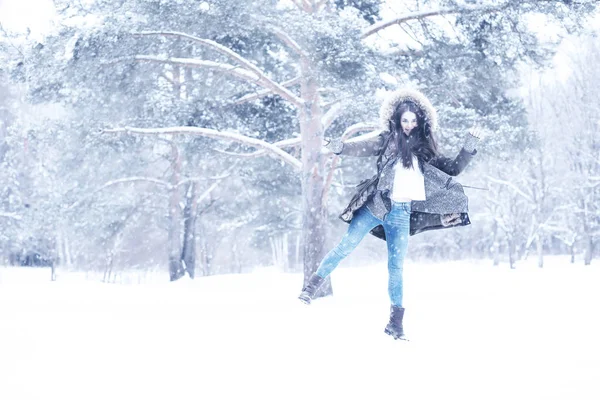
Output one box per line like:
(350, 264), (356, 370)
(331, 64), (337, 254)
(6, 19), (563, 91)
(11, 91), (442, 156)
(298, 88), (484, 341)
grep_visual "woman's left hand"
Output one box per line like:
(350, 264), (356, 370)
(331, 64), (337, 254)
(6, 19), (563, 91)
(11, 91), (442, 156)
(469, 124), (485, 140)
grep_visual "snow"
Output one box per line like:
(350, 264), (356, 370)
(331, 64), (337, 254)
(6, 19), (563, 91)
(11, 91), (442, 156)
(1, 257), (599, 400)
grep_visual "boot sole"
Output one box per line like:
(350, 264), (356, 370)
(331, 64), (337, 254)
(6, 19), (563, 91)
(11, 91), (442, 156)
(384, 327), (408, 341)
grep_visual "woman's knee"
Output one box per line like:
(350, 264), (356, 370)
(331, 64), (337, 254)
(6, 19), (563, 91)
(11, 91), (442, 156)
(333, 239), (359, 258)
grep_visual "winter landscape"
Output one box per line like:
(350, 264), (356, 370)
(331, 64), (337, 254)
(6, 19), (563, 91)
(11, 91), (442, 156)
(1, 257), (599, 400)
(1, 0), (600, 399)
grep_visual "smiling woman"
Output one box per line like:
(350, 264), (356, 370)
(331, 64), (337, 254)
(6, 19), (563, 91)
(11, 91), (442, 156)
(0, 0), (56, 37)
(299, 88), (486, 342)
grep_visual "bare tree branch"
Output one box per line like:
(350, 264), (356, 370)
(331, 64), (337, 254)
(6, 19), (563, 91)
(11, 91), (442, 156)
(104, 127), (302, 170)
(361, 2), (511, 39)
(132, 31), (304, 107)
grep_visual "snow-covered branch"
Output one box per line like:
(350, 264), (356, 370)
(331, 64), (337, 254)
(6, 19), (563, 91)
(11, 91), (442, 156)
(233, 76), (301, 105)
(182, 161), (238, 198)
(361, 2), (511, 39)
(289, 0), (303, 10)
(341, 123), (381, 141)
(104, 127), (302, 170)
(269, 26), (310, 60)
(133, 31), (304, 107)
(271, 137), (302, 148)
(215, 137), (302, 159)
(301, 0), (313, 12)
(314, 0), (329, 12)
(68, 167), (239, 212)
(129, 55), (260, 81)
(67, 177), (171, 210)
(321, 102), (343, 132)
(197, 178), (223, 204)
(486, 175), (534, 204)
(0, 211), (22, 220)
(176, 170), (236, 187)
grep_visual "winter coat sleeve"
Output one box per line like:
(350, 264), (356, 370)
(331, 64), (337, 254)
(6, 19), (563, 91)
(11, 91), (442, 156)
(430, 133), (479, 176)
(324, 132), (386, 157)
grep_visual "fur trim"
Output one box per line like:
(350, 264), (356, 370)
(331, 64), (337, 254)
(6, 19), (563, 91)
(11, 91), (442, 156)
(379, 88), (438, 133)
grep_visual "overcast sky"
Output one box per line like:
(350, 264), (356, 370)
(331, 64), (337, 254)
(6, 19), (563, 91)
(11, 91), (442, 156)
(0, 0), (56, 38)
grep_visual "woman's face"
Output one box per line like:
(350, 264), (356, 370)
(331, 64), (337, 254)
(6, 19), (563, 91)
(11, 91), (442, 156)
(400, 111), (418, 136)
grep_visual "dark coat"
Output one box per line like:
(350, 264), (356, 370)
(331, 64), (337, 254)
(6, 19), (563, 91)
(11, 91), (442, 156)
(332, 130), (477, 241)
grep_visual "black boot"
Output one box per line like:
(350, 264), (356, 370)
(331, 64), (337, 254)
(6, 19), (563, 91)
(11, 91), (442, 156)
(298, 274), (324, 305)
(384, 306), (407, 340)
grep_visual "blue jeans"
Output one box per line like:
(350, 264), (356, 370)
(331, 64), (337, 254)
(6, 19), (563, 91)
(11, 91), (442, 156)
(316, 202), (411, 307)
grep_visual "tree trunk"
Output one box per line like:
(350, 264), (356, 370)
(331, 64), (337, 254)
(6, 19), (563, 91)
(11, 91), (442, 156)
(55, 228), (66, 281)
(270, 236), (281, 270)
(570, 243), (575, 264)
(271, 233), (290, 272)
(584, 234), (593, 266)
(197, 224), (208, 276)
(507, 235), (516, 269)
(492, 221), (500, 266)
(295, 233), (302, 271)
(537, 235), (544, 268)
(181, 181), (199, 279)
(232, 233), (242, 273)
(299, 70), (330, 297)
(168, 141), (185, 281)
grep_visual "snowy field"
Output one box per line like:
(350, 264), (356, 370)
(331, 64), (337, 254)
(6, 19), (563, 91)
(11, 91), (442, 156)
(1, 257), (599, 400)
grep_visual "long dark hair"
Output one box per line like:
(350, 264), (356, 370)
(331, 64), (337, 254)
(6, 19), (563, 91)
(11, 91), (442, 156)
(388, 101), (439, 170)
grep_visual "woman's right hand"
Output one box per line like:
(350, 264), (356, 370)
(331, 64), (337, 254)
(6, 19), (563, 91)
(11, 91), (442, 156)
(323, 137), (344, 155)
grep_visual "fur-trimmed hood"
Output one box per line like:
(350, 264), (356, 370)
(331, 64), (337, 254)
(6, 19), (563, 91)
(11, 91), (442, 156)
(379, 88), (438, 133)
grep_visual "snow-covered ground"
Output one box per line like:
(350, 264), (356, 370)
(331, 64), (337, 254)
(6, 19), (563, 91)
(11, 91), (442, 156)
(1, 257), (599, 400)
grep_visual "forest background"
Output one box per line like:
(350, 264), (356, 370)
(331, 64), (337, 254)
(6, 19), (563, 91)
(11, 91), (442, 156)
(0, 0), (599, 287)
